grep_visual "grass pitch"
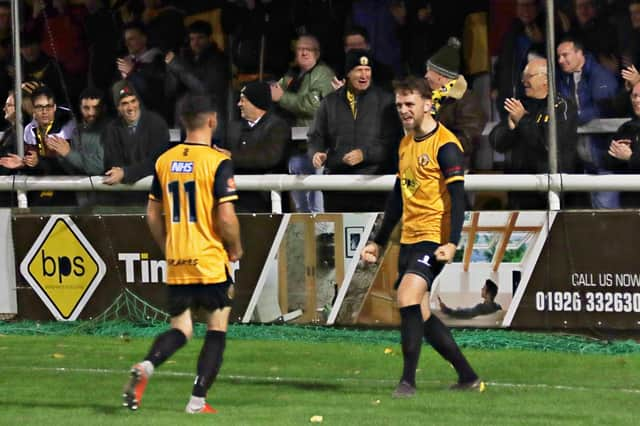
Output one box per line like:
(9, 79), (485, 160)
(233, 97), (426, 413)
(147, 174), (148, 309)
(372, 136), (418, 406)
(0, 332), (639, 425)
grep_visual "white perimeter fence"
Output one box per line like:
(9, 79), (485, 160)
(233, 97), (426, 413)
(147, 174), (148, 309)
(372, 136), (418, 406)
(2, 173), (640, 212)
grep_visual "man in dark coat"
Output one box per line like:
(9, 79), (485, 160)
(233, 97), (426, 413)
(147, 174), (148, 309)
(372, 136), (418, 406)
(490, 58), (578, 210)
(102, 80), (169, 204)
(308, 49), (402, 212)
(222, 81), (290, 213)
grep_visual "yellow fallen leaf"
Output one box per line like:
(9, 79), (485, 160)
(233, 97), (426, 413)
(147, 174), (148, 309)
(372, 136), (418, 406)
(52, 353), (65, 359)
(310, 415), (323, 423)
(384, 348), (393, 355)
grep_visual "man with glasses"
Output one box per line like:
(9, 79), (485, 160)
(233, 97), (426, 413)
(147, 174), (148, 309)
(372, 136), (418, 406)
(14, 86), (76, 204)
(24, 86), (75, 158)
(489, 57), (578, 209)
(270, 34), (335, 214)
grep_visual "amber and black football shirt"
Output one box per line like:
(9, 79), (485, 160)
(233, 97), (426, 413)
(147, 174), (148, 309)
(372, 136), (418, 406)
(150, 143), (238, 285)
(397, 123), (464, 244)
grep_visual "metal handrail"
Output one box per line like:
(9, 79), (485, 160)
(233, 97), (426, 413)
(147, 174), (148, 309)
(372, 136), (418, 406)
(2, 173), (640, 192)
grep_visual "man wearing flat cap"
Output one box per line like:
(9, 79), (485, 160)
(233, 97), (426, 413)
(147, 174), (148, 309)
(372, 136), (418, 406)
(308, 49), (402, 212)
(101, 79), (170, 203)
(220, 81), (291, 212)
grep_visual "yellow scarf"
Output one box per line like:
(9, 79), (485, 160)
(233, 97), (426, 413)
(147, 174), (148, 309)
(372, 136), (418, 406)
(346, 89), (357, 119)
(430, 80), (456, 115)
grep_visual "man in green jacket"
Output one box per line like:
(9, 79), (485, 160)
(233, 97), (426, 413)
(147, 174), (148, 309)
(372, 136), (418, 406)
(270, 34), (335, 213)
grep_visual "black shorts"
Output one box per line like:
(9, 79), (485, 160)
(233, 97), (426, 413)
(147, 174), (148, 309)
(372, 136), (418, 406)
(166, 281), (233, 317)
(394, 241), (445, 291)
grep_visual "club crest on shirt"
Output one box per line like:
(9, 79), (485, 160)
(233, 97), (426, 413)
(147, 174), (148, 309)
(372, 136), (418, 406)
(226, 177), (237, 191)
(418, 153), (430, 167)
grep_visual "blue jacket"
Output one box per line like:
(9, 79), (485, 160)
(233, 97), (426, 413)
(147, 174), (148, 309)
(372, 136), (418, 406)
(557, 53), (618, 124)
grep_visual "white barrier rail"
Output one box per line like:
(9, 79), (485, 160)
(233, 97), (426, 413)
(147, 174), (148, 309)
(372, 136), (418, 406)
(3, 173), (640, 192)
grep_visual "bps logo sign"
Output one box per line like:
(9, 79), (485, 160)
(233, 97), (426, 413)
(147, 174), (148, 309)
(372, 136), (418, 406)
(20, 216), (106, 321)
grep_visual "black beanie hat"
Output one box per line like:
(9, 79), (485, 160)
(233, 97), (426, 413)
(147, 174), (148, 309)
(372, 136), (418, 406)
(345, 49), (373, 75)
(112, 80), (139, 106)
(240, 81), (272, 111)
(427, 37), (461, 79)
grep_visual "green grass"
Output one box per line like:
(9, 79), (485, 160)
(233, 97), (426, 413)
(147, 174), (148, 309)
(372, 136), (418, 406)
(0, 333), (639, 425)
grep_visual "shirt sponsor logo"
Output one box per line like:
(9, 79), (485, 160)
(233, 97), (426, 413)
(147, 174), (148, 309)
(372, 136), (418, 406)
(171, 161), (194, 173)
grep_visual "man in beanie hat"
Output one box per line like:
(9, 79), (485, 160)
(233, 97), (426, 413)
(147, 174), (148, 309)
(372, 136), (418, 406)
(111, 80), (139, 112)
(101, 79), (169, 204)
(427, 37), (462, 80)
(424, 37), (486, 175)
(240, 81), (272, 112)
(308, 48), (402, 212)
(332, 26), (395, 91)
(218, 81), (290, 212)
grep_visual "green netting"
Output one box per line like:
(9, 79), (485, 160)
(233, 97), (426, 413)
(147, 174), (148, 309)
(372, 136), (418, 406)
(1, 320), (640, 355)
(1, 288), (639, 354)
(83, 288), (170, 325)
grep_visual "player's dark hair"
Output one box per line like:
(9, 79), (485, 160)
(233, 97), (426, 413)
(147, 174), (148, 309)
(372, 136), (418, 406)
(178, 94), (217, 130)
(392, 76), (433, 99)
(485, 279), (498, 300)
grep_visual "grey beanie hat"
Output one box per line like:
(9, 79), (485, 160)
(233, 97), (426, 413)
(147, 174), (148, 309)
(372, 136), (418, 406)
(427, 37), (461, 79)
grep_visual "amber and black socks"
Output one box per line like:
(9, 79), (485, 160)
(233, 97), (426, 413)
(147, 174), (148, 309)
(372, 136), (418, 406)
(145, 328), (187, 368)
(423, 314), (478, 384)
(192, 330), (227, 398)
(399, 305), (424, 387)
(400, 304), (478, 386)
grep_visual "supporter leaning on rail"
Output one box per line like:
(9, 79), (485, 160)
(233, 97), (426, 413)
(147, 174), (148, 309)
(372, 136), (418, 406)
(12, 86), (76, 206)
(218, 81), (291, 213)
(101, 80), (169, 205)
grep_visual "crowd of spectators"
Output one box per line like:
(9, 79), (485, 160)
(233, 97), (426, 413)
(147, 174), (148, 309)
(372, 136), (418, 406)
(0, 0), (639, 211)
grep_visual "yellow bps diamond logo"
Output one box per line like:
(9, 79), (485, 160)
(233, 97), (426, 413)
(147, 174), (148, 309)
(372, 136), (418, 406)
(20, 216), (106, 321)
